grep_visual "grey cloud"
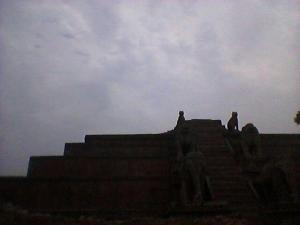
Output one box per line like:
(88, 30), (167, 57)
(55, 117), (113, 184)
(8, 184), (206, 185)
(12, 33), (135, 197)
(62, 32), (75, 39)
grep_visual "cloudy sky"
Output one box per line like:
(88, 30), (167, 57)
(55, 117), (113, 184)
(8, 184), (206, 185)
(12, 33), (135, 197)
(0, 0), (299, 175)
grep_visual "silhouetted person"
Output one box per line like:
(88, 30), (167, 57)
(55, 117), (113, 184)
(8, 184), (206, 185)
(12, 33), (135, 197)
(227, 112), (239, 131)
(175, 111), (185, 129)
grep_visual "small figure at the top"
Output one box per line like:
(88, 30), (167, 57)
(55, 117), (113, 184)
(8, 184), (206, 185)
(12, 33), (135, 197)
(175, 111), (186, 129)
(227, 112), (239, 132)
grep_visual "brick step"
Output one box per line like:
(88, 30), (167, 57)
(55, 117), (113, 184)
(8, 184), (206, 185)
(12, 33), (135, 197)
(218, 193), (257, 200)
(209, 173), (243, 179)
(201, 152), (232, 157)
(209, 179), (245, 186)
(205, 161), (238, 167)
(205, 161), (237, 167)
(209, 173), (244, 179)
(207, 164), (238, 168)
(196, 132), (223, 136)
(214, 194), (254, 201)
(198, 145), (227, 150)
(211, 181), (250, 189)
(64, 143), (85, 150)
(86, 138), (171, 144)
(196, 139), (225, 144)
(207, 168), (239, 173)
(85, 142), (171, 148)
(209, 179), (246, 186)
(201, 146), (230, 151)
(203, 154), (236, 160)
(212, 188), (251, 196)
(85, 134), (171, 143)
(210, 180), (247, 187)
(196, 135), (224, 139)
(207, 170), (239, 175)
(261, 142), (300, 147)
(213, 192), (255, 200)
(66, 144), (170, 150)
(88, 146), (170, 151)
(214, 197), (255, 204)
(65, 145), (171, 156)
(204, 157), (236, 163)
(198, 146), (228, 151)
(195, 140), (225, 145)
(209, 176), (245, 182)
(28, 157), (169, 178)
(187, 128), (223, 132)
(65, 148), (170, 157)
(196, 128), (222, 131)
(205, 163), (238, 168)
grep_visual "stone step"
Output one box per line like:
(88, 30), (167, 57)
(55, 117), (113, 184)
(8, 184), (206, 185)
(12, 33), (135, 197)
(218, 197), (257, 205)
(64, 143), (85, 151)
(212, 185), (250, 193)
(198, 146), (228, 151)
(209, 178), (244, 184)
(205, 161), (238, 167)
(208, 172), (242, 179)
(202, 152), (232, 157)
(85, 141), (171, 147)
(198, 144), (228, 150)
(262, 143), (300, 148)
(85, 134), (171, 144)
(28, 157), (170, 178)
(195, 140), (226, 145)
(218, 193), (257, 201)
(203, 154), (236, 159)
(209, 180), (247, 187)
(84, 142), (171, 148)
(213, 190), (254, 199)
(204, 157), (236, 163)
(196, 134), (224, 138)
(65, 145), (170, 157)
(207, 167), (239, 173)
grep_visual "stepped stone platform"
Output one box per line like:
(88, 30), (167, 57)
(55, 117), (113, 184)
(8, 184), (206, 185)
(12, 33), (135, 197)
(0, 116), (299, 223)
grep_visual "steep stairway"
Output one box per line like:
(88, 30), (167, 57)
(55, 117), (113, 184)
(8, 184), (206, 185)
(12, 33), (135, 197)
(184, 119), (257, 208)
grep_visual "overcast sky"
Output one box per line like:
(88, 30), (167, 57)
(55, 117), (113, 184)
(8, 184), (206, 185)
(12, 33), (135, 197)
(0, 0), (299, 175)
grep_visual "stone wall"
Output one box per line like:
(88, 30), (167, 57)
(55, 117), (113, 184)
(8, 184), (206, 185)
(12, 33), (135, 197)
(0, 177), (169, 212)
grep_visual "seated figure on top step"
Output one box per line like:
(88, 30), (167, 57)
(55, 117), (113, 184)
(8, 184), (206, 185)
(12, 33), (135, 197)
(175, 111), (186, 130)
(227, 112), (239, 132)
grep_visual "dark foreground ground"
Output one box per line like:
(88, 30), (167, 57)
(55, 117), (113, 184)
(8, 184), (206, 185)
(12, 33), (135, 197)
(0, 213), (259, 225)
(0, 204), (278, 225)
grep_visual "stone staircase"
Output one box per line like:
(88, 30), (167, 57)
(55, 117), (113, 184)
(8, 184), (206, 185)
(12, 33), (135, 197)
(183, 120), (257, 207)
